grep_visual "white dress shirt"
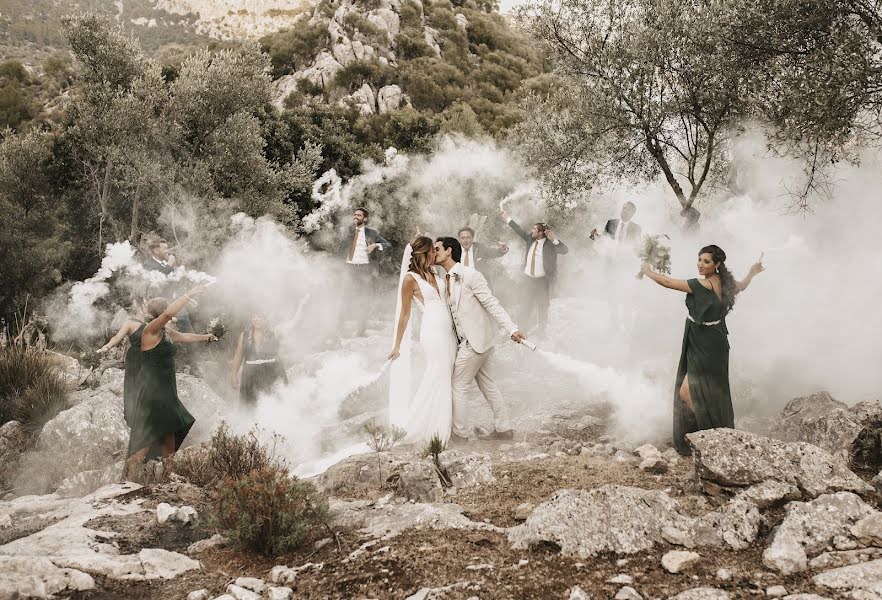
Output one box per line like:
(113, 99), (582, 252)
(348, 227), (369, 265)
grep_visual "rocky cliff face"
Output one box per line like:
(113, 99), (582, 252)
(153, 0), (315, 40)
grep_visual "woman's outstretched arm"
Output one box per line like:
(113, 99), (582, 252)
(640, 263), (692, 293)
(388, 276), (417, 360)
(737, 260), (765, 292)
(98, 320), (139, 353)
(142, 284), (207, 348)
(167, 329), (216, 344)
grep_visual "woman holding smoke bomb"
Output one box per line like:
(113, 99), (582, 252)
(126, 284), (217, 476)
(640, 245), (765, 455)
(97, 299), (148, 428)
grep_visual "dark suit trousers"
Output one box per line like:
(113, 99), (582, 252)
(520, 274), (550, 332)
(343, 263), (376, 333)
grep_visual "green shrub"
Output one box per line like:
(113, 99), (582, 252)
(0, 345), (70, 432)
(213, 465), (330, 556)
(166, 423), (280, 487)
(394, 32), (434, 60)
(333, 60), (398, 93)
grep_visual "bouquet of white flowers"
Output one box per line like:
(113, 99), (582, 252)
(637, 234), (672, 279)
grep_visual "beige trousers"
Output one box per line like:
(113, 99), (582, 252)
(451, 340), (511, 437)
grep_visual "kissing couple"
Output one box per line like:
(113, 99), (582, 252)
(387, 233), (528, 446)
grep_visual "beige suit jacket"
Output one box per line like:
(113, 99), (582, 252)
(447, 263), (517, 354)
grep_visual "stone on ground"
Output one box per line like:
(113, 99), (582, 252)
(662, 550), (701, 574)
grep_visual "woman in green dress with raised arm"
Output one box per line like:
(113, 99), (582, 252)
(640, 245), (765, 455)
(126, 285), (217, 475)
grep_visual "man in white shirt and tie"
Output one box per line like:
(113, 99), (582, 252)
(590, 201), (642, 249)
(500, 210), (569, 336)
(340, 207), (391, 335)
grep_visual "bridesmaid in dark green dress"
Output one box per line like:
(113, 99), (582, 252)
(126, 285), (217, 473)
(230, 313), (288, 406)
(640, 245), (765, 455)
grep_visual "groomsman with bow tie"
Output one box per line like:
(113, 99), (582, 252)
(340, 207), (391, 336)
(500, 209), (569, 336)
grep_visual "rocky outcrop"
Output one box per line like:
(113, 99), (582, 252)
(763, 492), (878, 574)
(0, 555), (95, 599)
(813, 559), (882, 598)
(349, 83), (376, 114)
(687, 429), (872, 498)
(377, 84), (408, 113)
(509, 486), (692, 557)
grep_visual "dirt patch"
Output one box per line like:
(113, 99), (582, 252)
(86, 511), (210, 555)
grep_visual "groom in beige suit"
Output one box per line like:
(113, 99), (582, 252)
(435, 237), (528, 442)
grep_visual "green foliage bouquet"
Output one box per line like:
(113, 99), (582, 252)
(206, 317), (227, 339)
(637, 234), (672, 279)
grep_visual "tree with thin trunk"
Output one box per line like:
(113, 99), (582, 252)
(513, 0), (750, 222)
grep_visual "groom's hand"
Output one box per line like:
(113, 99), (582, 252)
(511, 331), (526, 343)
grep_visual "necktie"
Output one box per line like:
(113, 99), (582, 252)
(529, 241), (538, 276)
(445, 273), (451, 302)
(347, 228), (359, 261)
(617, 222), (626, 242)
(463, 249), (470, 267)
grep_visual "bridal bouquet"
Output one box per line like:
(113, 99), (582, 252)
(636, 234), (672, 279)
(206, 317), (227, 339)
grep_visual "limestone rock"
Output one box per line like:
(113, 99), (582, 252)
(156, 503), (198, 525)
(608, 574), (634, 584)
(766, 586), (787, 597)
(349, 83), (376, 114)
(396, 459), (444, 502)
(662, 499), (761, 550)
(377, 84), (408, 113)
(187, 590), (209, 600)
(266, 587), (294, 600)
(186, 534), (228, 555)
(226, 584), (261, 600)
(512, 502), (534, 521)
(669, 589), (729, 600)
(234, 577), (265, 593)
(735, 480), (801, 508)
(687, 428), (872, 498)
(813, 559), (882, 597)
(852, 513), (882, 546)
(568, 586), (589, 600)
(445, 452), (495, 488)
(0, 555), (95, 599)
(270, 563), (323, 585)
(455, 12), (469, 29)
(635, 444), (661, 459)
(781, 595), (832, 600)
(56, 461), (124, 498)
(508, 486), (692, 557)
(662, 550), (701, 574)
(809, 548), (882, 571)
(763, 492), (877, 575)
(616, 586), (643, 600)
(317, 452), (406, 496)
(778, 391), (848, 443)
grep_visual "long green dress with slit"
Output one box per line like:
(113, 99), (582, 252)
(127, 331), (195, 460)
(123, 321), (145, 427)
(673, 278), (734, 454)
(239, 332), (287, 406)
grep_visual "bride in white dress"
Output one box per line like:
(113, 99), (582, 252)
(387, 235), (458, 444)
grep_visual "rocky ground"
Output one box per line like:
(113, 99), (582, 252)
(2, 355), (882, 600)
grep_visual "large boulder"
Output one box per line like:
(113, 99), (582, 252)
(377, 85), (407, 113)
(508, 486), (692, 557)
(0, 556), (95, 598)
(763, 492), (878, 575)
(316, 452), (408, 496)
(778, 392), (848, 443)
(687, 429), (872, 498)
(348, 83), (376, 115)
(663, 499), (761, 550)
(813, 559), (882, 598)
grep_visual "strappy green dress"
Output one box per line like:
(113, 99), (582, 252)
(123, 321), (145, 427)
(673, 278), (734, 454)
(127, 332), (195, 460)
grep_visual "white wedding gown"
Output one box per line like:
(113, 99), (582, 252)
(388, 252), (458, 445)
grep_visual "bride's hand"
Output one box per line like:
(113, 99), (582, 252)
(415, 225), (422, 237)
(387, 347), (401, 361)
(640, 261), (652, 275)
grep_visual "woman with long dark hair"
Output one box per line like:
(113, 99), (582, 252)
(640, 245), (764, 454)
(127, 285), (216, 475)
(231, 312), (288, 405)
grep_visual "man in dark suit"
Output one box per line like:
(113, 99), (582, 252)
(143, 238), (194, 333)
(500, 209), (568, 335)
(340, 207), (391, 336)
(590, 201), (642, 250)
(458, 226), (508, 283)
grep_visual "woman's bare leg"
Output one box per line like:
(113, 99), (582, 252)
(679, 374), (695, 412)
(159, 432), (176, 459)
(125, 447), (150, 479)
